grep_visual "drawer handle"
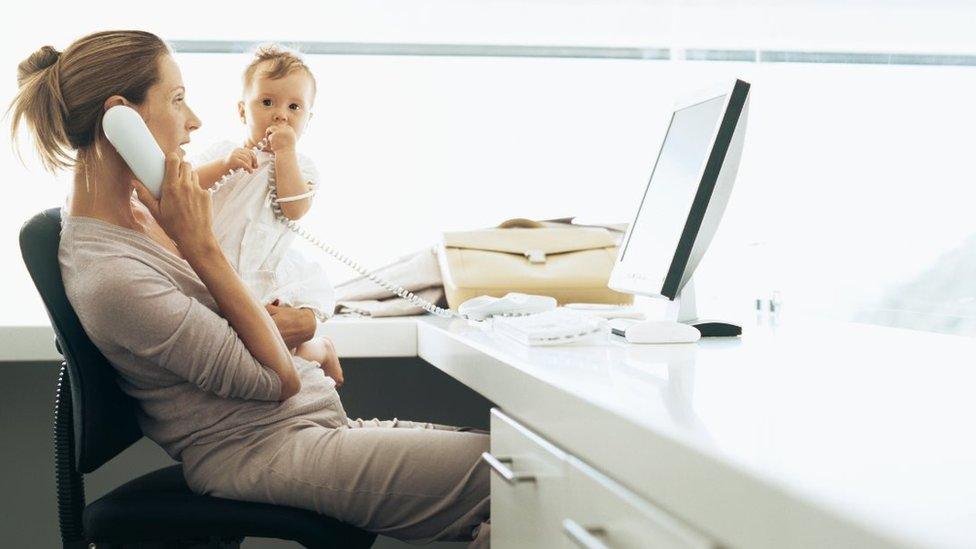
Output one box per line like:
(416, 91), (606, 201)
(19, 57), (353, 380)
(562, 518), (609, 549)
(480, 452), (536, 485)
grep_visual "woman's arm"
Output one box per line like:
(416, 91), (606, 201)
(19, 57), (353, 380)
(135, 155), (300, 399)
(265, 303), (317, 349)
(184, 242), (301, 399)
(84, 262), (284, 401)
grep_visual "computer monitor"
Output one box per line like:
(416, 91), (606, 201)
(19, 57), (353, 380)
(609, 79), (750, 335)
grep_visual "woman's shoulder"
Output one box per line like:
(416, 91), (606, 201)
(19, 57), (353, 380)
(60, 230), (190, 341)
(60, 216), (180, 296)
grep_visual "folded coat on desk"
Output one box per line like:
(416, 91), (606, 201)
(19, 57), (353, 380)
(437, 219), (634, 309)
(333, 247), (446, 317)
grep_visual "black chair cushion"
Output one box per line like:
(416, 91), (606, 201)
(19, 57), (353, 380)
(84, 465), (376, 548)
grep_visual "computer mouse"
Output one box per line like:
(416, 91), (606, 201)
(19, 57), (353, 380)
(609, 319), (701, 344)
(691, 321), (742, 337)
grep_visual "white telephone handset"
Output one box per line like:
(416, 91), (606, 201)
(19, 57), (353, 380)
(100, 105), (564, 324)
(102, 105), (166, 198)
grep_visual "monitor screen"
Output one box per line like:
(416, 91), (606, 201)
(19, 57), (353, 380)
(618, 95), (727, 293)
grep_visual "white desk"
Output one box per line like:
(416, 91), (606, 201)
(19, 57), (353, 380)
(414, 316), (976, 549)
(6, 316), (975, 548)
(0, 316), (419, 362)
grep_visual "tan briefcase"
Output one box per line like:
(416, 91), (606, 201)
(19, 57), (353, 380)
(437, 218), (634, 309)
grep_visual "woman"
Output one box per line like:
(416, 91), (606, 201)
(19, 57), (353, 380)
(9, 30), (489, 546)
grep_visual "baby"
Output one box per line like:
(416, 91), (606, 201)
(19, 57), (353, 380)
(194, 44), (341, 386)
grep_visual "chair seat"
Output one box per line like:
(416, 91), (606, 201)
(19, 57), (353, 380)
(83, 465), (375, 548)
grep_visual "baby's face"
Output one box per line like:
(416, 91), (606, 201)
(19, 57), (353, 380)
(238, 65), (315, 149)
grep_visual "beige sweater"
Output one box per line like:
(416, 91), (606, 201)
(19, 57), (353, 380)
(58, 213), (338, 460)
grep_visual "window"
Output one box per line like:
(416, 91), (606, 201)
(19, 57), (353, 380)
(3, 1), (975, 336)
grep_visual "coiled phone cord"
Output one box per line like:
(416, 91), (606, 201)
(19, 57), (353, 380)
(210, 141), (458, 319)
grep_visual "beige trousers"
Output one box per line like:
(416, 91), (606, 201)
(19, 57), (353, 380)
(181, 394), (490, 547)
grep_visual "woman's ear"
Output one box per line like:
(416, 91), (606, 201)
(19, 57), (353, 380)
(102, 95), (129, 112)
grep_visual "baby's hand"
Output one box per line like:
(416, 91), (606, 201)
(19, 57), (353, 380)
(265, 123), (297, 153)
(224, 147), (258, 173)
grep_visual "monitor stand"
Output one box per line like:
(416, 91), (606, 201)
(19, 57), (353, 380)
(608, 280), (742, 343)
(665, 281), (742, 337)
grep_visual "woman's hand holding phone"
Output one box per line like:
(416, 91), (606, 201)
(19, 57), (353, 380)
(133, 153), (217, 257)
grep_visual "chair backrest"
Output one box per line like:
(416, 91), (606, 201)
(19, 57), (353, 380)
(19, 208), (142, 474)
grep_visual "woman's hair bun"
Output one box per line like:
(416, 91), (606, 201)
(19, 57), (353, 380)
(17, 45), (61, 86)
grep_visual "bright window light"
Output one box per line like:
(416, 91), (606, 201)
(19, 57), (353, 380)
(3, 1), (975, 337)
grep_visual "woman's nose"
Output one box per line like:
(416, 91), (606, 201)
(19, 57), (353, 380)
(187, 107), (202, 132)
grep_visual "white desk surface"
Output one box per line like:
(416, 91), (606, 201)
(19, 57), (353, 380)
(0, 316), (419, 362)
(6, 315), (974, 548)
(416, 316), (976, 549)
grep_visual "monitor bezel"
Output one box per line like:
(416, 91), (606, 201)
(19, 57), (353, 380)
(609, 79), (750, 300)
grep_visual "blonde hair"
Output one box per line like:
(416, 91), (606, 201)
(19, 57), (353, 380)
(242, 43), (317, 101)
(7, 30), (170, 173)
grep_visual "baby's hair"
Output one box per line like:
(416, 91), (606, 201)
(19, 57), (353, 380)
(242, 43), (317, 101)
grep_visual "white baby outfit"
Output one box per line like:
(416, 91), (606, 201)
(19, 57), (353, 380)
(195, 140), (335, 321)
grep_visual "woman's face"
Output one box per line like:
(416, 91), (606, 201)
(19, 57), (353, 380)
(136, 54), (201, 159)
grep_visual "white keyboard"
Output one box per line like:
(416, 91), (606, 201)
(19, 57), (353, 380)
(492, 308), (607, 346)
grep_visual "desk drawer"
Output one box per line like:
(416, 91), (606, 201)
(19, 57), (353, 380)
(562, 455), (715, 549)
(488, 408), (569, 548)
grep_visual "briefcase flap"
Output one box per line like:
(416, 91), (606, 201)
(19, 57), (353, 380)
(442, 227), (616, 256)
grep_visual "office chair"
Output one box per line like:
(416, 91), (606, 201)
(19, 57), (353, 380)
(20, 208), (377, 549)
